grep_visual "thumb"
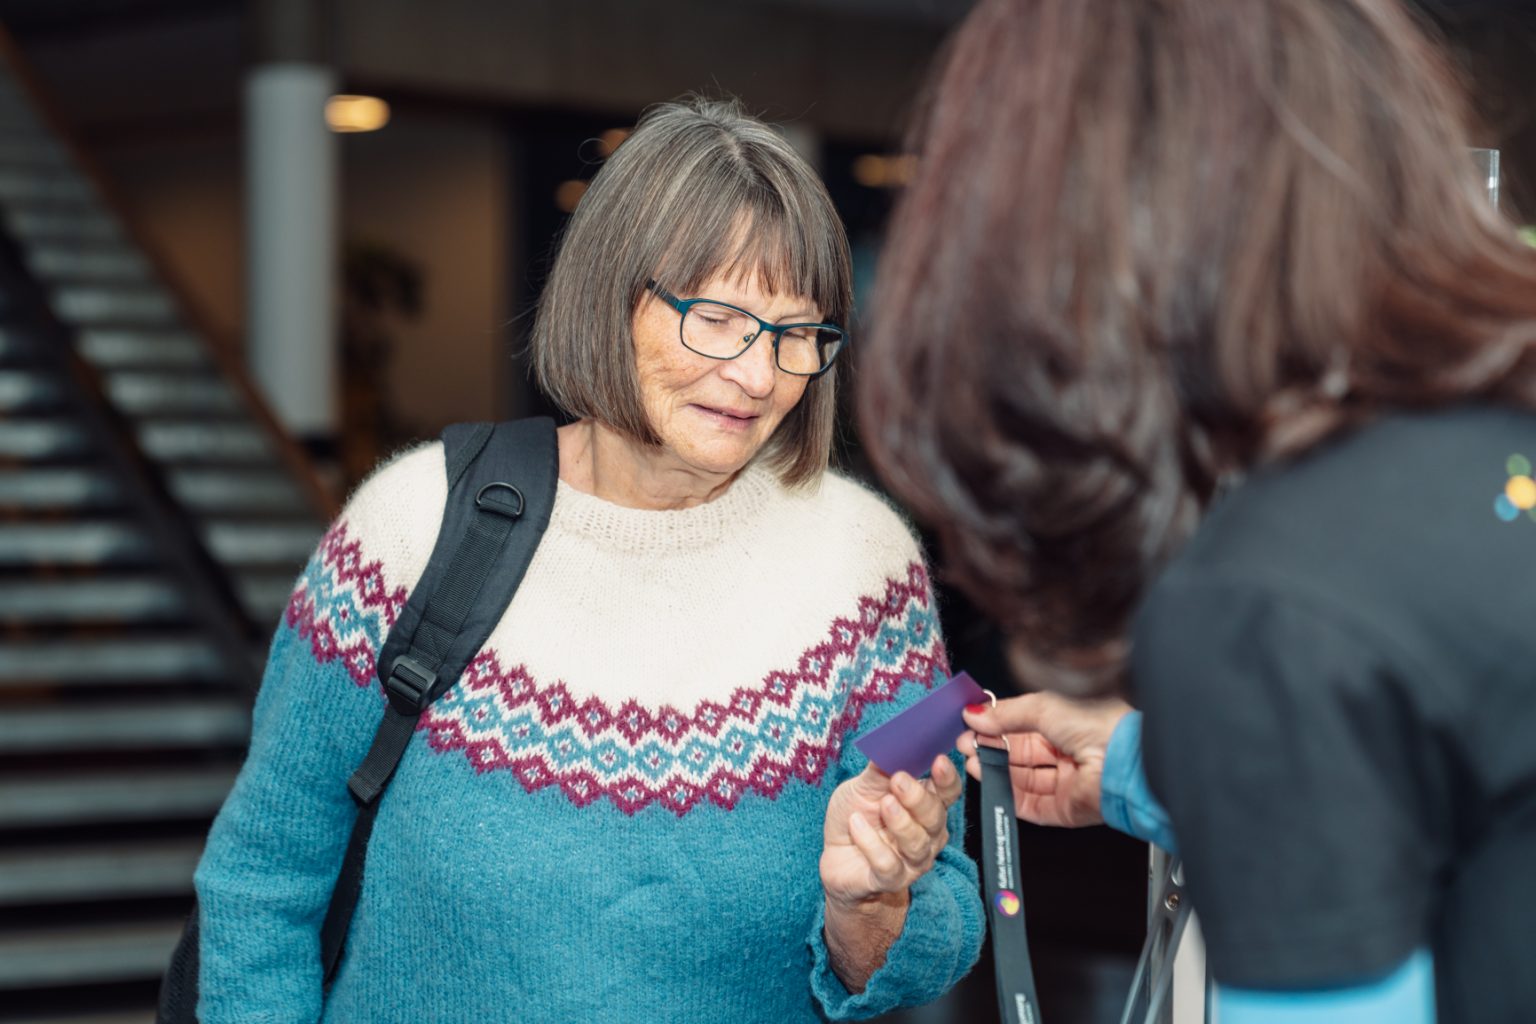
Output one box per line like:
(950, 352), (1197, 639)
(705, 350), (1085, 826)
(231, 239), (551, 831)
(850, 761), (894, 797)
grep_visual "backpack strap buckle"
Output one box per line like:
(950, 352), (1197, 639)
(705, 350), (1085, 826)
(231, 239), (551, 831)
(385, 655), (437, 715)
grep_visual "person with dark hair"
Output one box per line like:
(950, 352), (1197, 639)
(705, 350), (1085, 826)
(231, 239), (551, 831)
(859, 0), (1536, 1021)
(192, 97), (982, 1022)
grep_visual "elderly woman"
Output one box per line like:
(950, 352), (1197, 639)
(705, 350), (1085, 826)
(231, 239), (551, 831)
(861, 1), (1536, 1023)
(191, 98), (981, 1022)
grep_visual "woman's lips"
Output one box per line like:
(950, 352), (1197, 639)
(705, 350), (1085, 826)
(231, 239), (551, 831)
(692, 404), (759, 429)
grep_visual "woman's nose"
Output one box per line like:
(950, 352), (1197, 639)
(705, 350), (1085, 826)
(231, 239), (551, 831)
(719, 330), (778, 397)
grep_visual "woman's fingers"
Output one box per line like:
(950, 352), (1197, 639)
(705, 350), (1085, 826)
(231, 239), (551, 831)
(891, 770), (947, 837)
(1014, 764), (1060, 796)
(957, 729), (1062, 768)
(930, 754), (964, 808)
(961, 692), (1051, 737)
(880, 794), (935, 863)
(848, 813), (904, 888)
(963, 753), (982, 783)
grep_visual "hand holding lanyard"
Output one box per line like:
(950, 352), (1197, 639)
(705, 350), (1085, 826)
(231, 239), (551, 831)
(974, 688), (1192, 1024)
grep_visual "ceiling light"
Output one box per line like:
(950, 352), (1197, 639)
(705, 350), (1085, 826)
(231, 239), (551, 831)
(326, 95), (391, 133)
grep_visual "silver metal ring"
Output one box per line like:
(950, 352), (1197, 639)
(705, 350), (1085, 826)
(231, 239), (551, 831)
(976, 689), (1009, 754)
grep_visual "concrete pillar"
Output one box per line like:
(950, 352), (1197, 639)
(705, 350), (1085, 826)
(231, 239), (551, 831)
(245, 0), (337, 442)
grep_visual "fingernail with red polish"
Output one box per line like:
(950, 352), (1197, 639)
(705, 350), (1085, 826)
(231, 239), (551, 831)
(965, 704), (989, 714)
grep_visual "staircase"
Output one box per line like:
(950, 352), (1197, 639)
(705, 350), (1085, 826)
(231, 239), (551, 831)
(0, 35), (331, 1024)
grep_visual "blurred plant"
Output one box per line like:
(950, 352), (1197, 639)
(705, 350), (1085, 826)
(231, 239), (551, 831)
(341, 240), (424, 486)
(1521, 226), (1536, 247)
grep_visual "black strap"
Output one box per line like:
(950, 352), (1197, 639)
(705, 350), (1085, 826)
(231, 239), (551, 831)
(319, 418), (558, 985)
(979, 744), (1043, 1024)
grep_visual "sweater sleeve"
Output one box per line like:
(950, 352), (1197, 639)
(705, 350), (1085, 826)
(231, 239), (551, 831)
(1101, 711), (1179, 854)
(190, 448), (428, 1024)
(192, 538), (390, 1024)
(806, 572), (984, 1020)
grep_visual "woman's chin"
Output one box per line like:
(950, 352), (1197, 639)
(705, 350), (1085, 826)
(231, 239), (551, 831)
(673, 437), (760, 478)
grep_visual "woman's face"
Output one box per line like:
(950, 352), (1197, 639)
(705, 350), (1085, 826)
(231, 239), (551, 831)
(631, 268), (817, 478)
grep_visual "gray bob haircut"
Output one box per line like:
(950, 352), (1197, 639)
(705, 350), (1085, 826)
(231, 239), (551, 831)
(531, 96), (853, 488)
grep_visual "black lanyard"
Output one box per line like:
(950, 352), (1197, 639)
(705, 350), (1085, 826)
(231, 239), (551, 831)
(978, 743), (1043, 1024)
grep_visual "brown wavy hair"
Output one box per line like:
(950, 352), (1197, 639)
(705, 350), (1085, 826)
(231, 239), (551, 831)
(859, 0), (1536, 697)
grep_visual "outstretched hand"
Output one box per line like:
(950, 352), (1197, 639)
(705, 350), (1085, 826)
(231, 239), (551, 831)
(958, 692), (1133, 829)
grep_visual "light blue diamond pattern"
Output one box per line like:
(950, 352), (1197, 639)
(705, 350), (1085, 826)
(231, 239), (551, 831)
(717, 727), (758, 770)
(587, 738), (632, 777)
(541, 727), (587, 768)
(631, 740), (675, 782)
(756, 711), (799, 754)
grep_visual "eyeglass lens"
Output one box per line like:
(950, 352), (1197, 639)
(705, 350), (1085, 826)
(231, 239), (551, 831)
(681, 302), (843, 375)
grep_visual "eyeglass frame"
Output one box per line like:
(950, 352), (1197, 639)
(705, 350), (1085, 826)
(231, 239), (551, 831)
(644, 279), (847, 379)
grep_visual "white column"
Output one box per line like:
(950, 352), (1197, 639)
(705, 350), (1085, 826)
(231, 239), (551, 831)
(244, 61), (338, 439)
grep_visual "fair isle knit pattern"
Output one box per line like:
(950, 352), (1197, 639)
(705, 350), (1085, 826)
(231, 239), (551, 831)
(288, 519), (944, 816)
(194, 443), (984, 1024)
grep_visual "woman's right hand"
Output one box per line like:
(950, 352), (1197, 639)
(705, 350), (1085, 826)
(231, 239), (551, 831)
(958, 692), (1133, 829)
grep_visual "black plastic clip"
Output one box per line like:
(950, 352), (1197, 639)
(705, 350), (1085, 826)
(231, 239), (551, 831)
(385, 655), (437, 715)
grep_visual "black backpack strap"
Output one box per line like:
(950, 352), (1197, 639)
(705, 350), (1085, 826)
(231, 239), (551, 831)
(319, 418), (558, 984)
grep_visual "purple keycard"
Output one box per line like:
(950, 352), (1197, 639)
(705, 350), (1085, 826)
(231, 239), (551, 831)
(854, 671), (989, 778)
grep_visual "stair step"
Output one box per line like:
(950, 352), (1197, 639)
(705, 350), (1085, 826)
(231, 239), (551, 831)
(76, 328), (206, 369)
(167, 468), (311, 514)
(52, 285), (178, 327)
(0, 136), (69, 167)
(0, 167), (95, 204)
(0, 920), (185, 987)
(0, 467), (120, 509)
(204, 521), (322, 568)
(3, 206), (121, 244)
(104, 371), (242, 416)
(137, 420), (273, 463)
(0, 418), (90, 460)
(0, 839), (203, 905)
(0, 699), (250, 753)
(25, 244), (151, 285)
(0, 768), (236, 828)
(0, 636), (225, 688)
(0, 521), (154, 567)
(0, 367), (63, 411)
(0, 577), (186, 624)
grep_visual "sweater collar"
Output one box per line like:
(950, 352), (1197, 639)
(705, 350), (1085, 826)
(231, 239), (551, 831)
(552, 461), (784, 551)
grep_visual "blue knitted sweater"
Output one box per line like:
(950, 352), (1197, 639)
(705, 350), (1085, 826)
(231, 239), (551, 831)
(193, 448), (983, 1022)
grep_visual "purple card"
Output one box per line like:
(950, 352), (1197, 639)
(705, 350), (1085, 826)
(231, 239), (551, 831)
(854, 671), (989, 777)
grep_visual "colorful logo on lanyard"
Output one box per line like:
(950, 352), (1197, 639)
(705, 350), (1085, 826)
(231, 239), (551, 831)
(1495, 455), (1536, 523)
(995, 890), (1022, 917)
